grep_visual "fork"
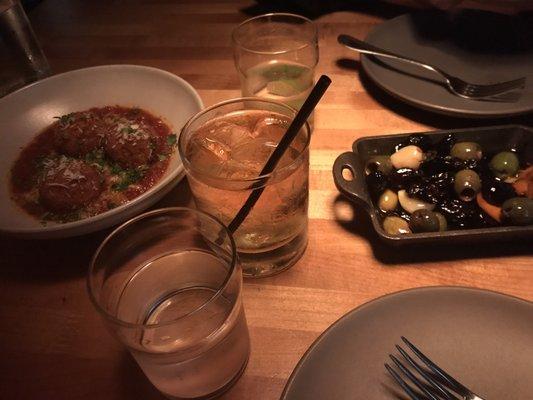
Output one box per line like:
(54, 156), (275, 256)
(385, 337), (486, 400)
(338, 34), (526, 100)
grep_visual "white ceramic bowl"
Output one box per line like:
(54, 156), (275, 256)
(0, 65), (203, 239)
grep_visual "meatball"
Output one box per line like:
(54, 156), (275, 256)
(54, 112), (106, 157)
(105, 126), (153, 168)
(39, 159), (103, 212)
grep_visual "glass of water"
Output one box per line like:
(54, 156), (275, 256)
(0, 0), (50, 97)
(232, 13), (318, 112)
(87, 207), (250, 399)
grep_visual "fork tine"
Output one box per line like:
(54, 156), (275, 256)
(465, 77), (526, 97)
(396, 345), (460, 400)
(479, 77), (526, 92)
(401, 337), (470, 396)
(385, 363), (426, 400)
(389, 355), (440, 400)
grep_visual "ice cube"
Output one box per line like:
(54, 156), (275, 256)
(251, 115), (287, 140)
(186, 135), (231, 176)
(232, 137), (277, 170)
(207, 122), (253, 148)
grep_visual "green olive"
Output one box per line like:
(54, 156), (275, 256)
(450, 142), (482, 161)
(383, 216), (411, 235)
(501, 197), (533, 226)
(435, 212), (447, 231)
(454, 169), (481, 202)
(489, 151), (519, 179)
(378, 189), (398, 212)
(409, 209), (440, 233)
(365, 155), (393, 175)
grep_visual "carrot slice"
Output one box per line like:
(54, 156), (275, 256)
(476, 193), (501, 223)
(513, 166), (533, 198)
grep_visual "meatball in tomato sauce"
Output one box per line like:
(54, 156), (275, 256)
(54, 112), (106, 157)
(105, 124), (154, 168)
(39, 158), (103, 212)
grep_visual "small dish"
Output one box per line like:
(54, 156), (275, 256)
(332, 125), (533, 245)
(0, 65), (203, 239)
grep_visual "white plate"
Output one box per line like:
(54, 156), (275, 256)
(0, 65), (203, 239)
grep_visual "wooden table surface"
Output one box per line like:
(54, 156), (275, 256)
(1, 1), (531, 399)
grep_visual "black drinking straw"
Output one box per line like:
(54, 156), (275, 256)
(227, 75), (332, 234)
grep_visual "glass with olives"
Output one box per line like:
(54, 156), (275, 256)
(364, 133), (533, 235)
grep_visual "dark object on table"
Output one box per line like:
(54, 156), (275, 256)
(333, 125), (533, 245)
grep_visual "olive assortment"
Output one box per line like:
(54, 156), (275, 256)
(365, 133), (533, 235)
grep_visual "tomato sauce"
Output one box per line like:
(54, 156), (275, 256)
(10, 106), (175, 223)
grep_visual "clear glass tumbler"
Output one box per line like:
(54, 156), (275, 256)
(87, 207), (250, 399)
(179, 98), (310, 278)
(0, 0), (50, 97)
(232, 13), (318, 112)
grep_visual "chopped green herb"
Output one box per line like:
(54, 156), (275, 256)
(158, 154), (167, 161)
(121, 126), (136, 134)
(85, 149), (106, 168)
(112, 168), (144, 191)
(167, 134), (177, 146)
(110, 163), (124, 174)
(53, 113), (75, 125)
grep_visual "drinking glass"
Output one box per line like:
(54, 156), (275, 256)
(87, 207), (250, 399)
(0, 0), (50, 97)
(179, 98), (310, 278)
(232, 13), (319, 112)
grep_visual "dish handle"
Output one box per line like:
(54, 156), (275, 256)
(332, 152), (373, 212)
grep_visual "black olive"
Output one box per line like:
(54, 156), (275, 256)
(506, 131), (527, 158)
(409, 209), (440, 232)
(478, 210), (500, 227)
(437, 199), (482, 229)
(480, 173), (517, 206)
(434, 134), (456, 155)
(420, 155), (469, 176)
(408, 172), (453, 204)
(462, 158), (482, 171)
(366, 170), (388, 200)
(395, 134), (432, 152)
(521, 140), (533, 166)
(388, 168), (422, 191)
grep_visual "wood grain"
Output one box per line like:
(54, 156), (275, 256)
(0, 1), (531, 399)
